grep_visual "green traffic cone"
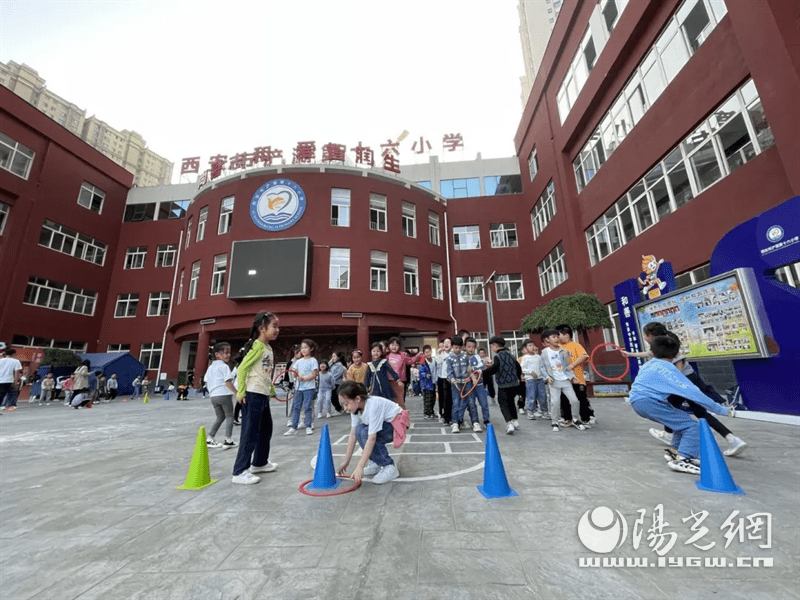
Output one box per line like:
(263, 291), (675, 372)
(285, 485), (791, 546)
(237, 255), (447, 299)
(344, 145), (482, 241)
(176, 426), (218, 490)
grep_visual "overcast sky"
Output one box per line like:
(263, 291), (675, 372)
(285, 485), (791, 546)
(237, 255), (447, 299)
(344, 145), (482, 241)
(1, 0), (526, 181)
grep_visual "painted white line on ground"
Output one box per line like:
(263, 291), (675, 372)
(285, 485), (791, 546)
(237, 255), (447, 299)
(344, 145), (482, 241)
(394, 461), (485, 482)
(443, 442), (452, 454)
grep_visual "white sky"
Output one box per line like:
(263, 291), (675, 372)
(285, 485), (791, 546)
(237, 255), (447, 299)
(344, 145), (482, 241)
(0, 0), (526, 182)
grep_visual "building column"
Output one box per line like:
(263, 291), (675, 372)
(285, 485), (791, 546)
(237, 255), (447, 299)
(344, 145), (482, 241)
(357, 317), (369, 355)
(194, 328), (211, 387)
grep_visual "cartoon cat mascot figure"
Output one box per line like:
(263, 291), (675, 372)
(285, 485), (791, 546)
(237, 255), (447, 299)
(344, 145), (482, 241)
(639, 255), (667, 299)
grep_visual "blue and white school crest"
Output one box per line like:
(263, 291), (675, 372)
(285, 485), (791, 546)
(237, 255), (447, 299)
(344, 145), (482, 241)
(766, 225), (784, 243)
(250, 179), (306, 231)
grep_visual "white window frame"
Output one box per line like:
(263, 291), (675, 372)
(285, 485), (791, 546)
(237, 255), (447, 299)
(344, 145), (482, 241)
(490, 223), (518, 249)
(0, 132), (35, 179)
(77, 182), (105, 213)
(495, 273), (524, 301)
(155, 244), (177, 268)
(0, 202), (9, 235)
(675, 263), (711, 289)
(188, 261), (200, 300)
(431, 263), (443, 300)
(107, 344), (131, 353)
(23, 277), (96, 316)
(178, 269), (184, 304)
(531, 181), (557, 240)
(218, 196), (234, 234)
(196, 206), (208, 242)
(538, 243), (568, 295)
(39, 219), (106, 266)
(115, 293), (139, 318)
(370, 251), (388, 292)
(185, 218), (192, 249)
(140, 342), (163, 370)
(331, 189), (351, 227)
(124, 246), (147, 270)
(456, 275), (485, 303)
(147, 292), (171, 317)
(401, 202), (416, 238)
(403, 256), (419, 296)
(527, 147), (538, 180)
(428, 211), (440, 246)
(329, 248), (350, 289)
(369, 194), (387, 232)
(210, 254), (227, 296)
(453, 225), (480, 250)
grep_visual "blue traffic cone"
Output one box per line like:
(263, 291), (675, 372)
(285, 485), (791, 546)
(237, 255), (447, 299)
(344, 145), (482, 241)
(307, 424), (342, 490)
(695, 418), (744, 495)
(477, 423), (518, 499)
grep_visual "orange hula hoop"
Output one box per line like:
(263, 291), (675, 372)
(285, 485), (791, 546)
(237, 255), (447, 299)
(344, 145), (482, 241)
(298, 475), (362, 497)
(272, 369), (298, 403)
(460, 372), (482, 399)
(590, 343), (630, 382)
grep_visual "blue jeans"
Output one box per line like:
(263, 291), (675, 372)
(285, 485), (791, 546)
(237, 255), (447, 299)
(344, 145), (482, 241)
(232, 392), (273, 476)
(450, 383), (468, 424)
(526, 379), (547, 414)
(472, 384), (491, 423)
(317, 389), (332, 414)
(355, 421), (394, 466)
(631, 398), (700, 459)
(291, 388), (315, 429)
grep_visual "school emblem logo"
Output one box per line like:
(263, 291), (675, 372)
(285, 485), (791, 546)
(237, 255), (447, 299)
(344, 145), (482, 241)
(766, 225), (783, 243)
(250, 179), (306, 231)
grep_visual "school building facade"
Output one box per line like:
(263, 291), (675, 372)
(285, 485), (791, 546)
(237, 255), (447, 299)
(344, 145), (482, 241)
(1, 0), (797, 389)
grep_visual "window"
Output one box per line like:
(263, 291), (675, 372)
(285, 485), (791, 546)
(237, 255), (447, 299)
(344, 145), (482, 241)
(0, 132), (35, 179)
(601, 0), (628, 33)
(675, 263), (711, 289)
(77, 182), (105, 213)
(369, 194), (387, 231)
(0, 202), (8, 235)
(586, 79), (774, 265)
(401, 202), (416, 238)
(188, 261), (200, 300)
(453, 225), (480, 250)
(495, 274), (524, 301)
(38, 220), (106, 266)
(500, 331), (530, 358)
(13, 334), (86, 352)
(329, 248), (350, 289)
(416, 181), (433, 190)
(185, 218), (193, 249)
(218, 197), (234, 234)
(140, 343), (163, 370)
(603, 303), (624, 350)
(24, 277), (97, 316)
(440, 178), (480, 199)
(538, 243), (568, 295)
(155, 244), (177, 268)
(370, 251), (388, 291)
(528, 147), (539, 180)
(196, 206), (208, 241)
(403, 257), (419, 296)
(158, 200), (190, 220)
(431, 263), (443, 300)
(456, 276), (484, 303)
(147, 292), (170, 317)
(531, 181), (557, 239)
(124, 246), (147, 269)
(428, 212), (440, 245)
(107, 344), (130, 353)
(124, 203), (156, 222)
(490, 223), (518, 249)
(331, 189), (350, 227)
(178, 269), (184, 304)
(115, 293), (139, 318)
(209, 254), (227, 295)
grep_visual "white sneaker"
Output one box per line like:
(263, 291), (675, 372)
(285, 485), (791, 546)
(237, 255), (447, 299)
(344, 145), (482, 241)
(506, 423), (515, 435)
(317, 412), (323, 419)
(451, 422), (460, 433)
(552, 425), (559, 432)
(588, 416), (597, 425)
(533, 411), (543, 419)
(250, 462), (278, 473)
(649, 428), (673, 445)
(511, 419), (520, 428)
(575, 422), (587, 431)
(363, 460), (380, 476)
(668, 457), (700, 475)
(206, 438), (222, 449)
(305, 427), (313, 435)
(232, 472), (261, 485)
(371, 463), (399, 484)
(324, 412), (331, 418)
(472, 422), (482, 432)
(723, 437), (748, 457)
(286, 419), (292, 427)
(283, 428), (297, 436)
(527, 411), (535, 420)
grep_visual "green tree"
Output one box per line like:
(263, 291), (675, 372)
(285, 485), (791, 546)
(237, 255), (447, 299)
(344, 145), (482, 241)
(520, 291), (612, 349)
(39, 349), (83, 368)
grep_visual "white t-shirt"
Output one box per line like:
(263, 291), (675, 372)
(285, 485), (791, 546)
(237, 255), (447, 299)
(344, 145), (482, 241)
(350, 395), (402, 435)
(0, 357), (22, 384)
(294, 357), (319, 391)
(206, 360), (233, 397)
(520, 354), (543, 379)
(542, 347), (569, 381)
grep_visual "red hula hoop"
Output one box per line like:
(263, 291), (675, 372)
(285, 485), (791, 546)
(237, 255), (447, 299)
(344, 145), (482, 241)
(298, 476), (362, 497)
(590, 343), (630, 382)
(460, 373), (481, 399)
(272, 369), (298, 403)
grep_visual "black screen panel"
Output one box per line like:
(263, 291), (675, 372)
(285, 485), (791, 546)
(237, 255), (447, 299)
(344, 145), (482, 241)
(228, 238), (312, 299)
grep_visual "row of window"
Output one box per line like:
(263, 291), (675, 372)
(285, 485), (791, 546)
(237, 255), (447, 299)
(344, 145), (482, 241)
(556, 0), (630, 123)
(177, 254), (228, 302)
(415, 176), (523, 199)
(39, 219), (107, 266)
(0, 132), (35, 179)
(124, 244), (178, 269)
(123, 200), (192, 223)
(453, 223), (519, 250)
(586, 79), (774, 265)
(114, 292), (171, 318)
(573, 0), (728, 192)
(23, 277), (97, 316)
(11, 334), (87, 353)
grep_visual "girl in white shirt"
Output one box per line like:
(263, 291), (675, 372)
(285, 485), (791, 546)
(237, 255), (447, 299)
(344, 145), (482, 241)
(205, 342), (237, 450)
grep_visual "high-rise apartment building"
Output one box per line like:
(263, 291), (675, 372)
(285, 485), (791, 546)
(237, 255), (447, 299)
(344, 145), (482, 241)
(518, 0), (563, 106)
(0, 61), (173, 186)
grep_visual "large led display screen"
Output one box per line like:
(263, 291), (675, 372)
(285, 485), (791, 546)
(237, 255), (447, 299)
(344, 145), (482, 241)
(228, 238), (312, 299)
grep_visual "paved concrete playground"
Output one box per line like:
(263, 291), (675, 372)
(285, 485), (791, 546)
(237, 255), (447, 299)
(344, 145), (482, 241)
(0, 394), (798, 600)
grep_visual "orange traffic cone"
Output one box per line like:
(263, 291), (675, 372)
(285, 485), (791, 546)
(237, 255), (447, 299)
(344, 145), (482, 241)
(176, 426), (218, 490)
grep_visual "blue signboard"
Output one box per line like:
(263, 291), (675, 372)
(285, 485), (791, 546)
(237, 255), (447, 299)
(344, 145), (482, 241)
(249, 179), (307, 231)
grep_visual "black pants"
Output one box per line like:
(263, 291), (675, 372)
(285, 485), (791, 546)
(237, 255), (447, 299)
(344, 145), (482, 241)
(485, 375), (496, 400)
(560, 383), (593, 422)
(422, 389), (436, 416)
(516, 382), (526, 410)
(234, 400), (242, 421)
(497, 386), (519, 423)
(436, 378), (452, 423)
(331, 385), (343, 412)
(664, 373), (730, 437)
(109, 389), (117, 400)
